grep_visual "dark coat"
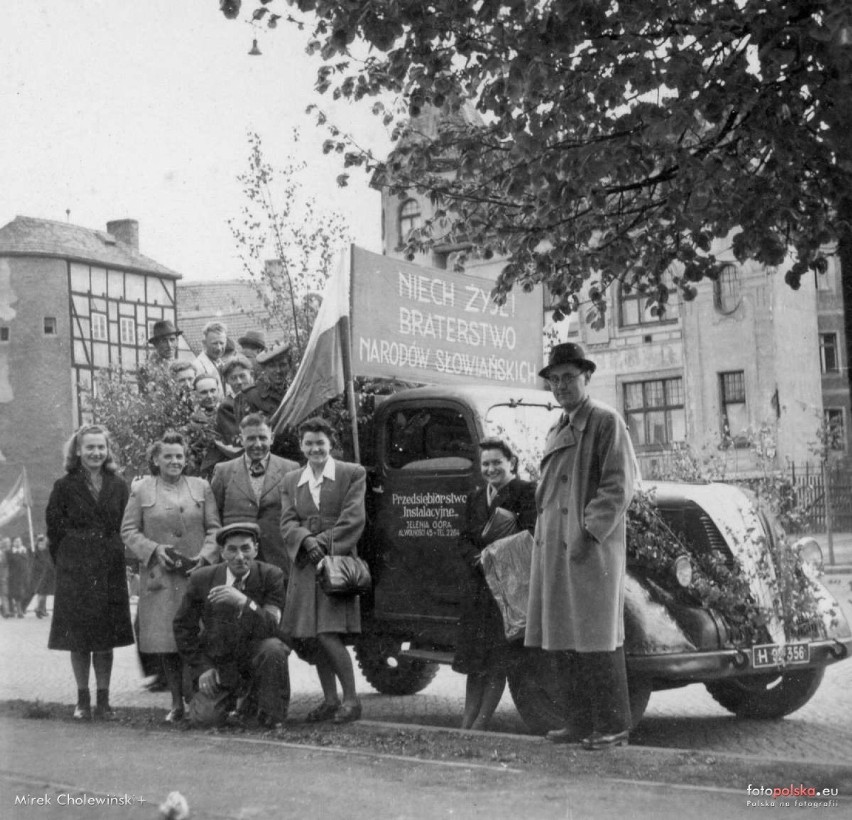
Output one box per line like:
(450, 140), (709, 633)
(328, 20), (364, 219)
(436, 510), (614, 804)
(279, 460), (366, 638)
(453, 478), (537, 675)
(173, 560), (286, 687)
(45, 470), (134, 652)
(525, 397), (637, 653)
(211, 454), (299, 576)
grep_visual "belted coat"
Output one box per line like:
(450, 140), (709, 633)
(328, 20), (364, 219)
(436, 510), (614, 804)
(525, 397), (637, 653)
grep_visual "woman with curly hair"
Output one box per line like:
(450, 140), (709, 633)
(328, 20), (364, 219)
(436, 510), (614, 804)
(46, 425), (134, 719)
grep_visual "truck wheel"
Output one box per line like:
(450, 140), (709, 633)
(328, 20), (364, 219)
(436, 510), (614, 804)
(506, 649), (652, 735)
(705, 667), (825, 719)
(354, 634), (439, 696)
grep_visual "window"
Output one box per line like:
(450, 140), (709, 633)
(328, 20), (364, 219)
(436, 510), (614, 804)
(820, 333), (839, 373)
(824, 409), (846, 451)
(0, 327), (9, 343)
(619, 284), (679, 327)
(714, 264), (742, 314)
(120, 317), (136, 345)
(720, 370), (748, 446)
(398, 198), (422, 245)
(43, 317), (57, 335)
(91, 312), (108, 342)
(385, 407), (475, 471)
(623, 377), (685, 449)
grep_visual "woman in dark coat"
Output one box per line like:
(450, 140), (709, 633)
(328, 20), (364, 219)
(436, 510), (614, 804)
(452, 438), (537, 730)
(46, 424), (134, 719)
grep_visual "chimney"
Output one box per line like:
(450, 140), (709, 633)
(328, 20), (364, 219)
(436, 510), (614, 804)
(106, 219), (139, 250)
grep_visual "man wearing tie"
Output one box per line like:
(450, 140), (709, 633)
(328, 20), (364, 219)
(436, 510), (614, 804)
(525, 342), (638, 750)
(173, 522), (291, 729)
(210, 414), (299, 576)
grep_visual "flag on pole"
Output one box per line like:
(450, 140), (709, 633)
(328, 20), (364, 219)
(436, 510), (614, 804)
(0, 468), (32, 528)
(271, 247), (351, 434)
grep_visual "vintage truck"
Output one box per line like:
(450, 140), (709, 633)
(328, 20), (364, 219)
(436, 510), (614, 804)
(345, 384), (852, 733)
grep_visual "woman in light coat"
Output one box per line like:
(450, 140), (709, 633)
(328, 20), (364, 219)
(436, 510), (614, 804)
(280, 417), (366, 724)
(122, 431), (220, 722)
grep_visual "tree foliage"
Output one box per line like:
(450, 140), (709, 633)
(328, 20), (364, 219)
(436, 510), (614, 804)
(229, 130), (351, 358)
(224, 0), (852, 318)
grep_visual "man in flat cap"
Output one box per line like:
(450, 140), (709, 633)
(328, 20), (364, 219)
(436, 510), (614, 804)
(525, 343), (638, 751)
(173, 522), (291, 729)
(238, 330), (267, 369)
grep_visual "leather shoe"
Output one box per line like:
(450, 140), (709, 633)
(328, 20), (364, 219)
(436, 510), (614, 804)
(546, 727), (584, 745)
(332, 702), (362, 724)
(258, 711), (285, 731)
(93, 705), (117, 721)
(581, 730), (629, 750)
(305, 701), (341, 723)
(165, 707), (185, 724)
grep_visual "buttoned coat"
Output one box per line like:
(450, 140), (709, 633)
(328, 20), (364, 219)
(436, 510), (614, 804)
(279, 460), (366, 638)
(121, 476), (220, 653)
(210, 454), (299, 577)
(525, 397), (637, 653)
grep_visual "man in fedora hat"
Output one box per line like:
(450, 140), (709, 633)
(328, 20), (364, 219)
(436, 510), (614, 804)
(238, 330), (267, 367)
(525, 342), (638, 751)
(147, 320), (182, 365)
(173, 522), (291, 729)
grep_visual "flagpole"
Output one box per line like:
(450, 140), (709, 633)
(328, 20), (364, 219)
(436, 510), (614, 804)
(341, 244), (360, 463)
(23, 467), (35, 551)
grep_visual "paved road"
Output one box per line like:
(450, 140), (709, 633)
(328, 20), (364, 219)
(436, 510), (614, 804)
(1, 569), (851, 764)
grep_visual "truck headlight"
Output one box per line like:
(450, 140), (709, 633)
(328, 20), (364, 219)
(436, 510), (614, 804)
(794, 537), (823, 572)
(672, 555), (693, 587)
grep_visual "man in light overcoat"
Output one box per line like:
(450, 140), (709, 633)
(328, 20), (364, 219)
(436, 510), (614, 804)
(525, 342), (638, 750)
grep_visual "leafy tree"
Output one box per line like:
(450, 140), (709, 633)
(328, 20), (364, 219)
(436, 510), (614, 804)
(229, 130), (351, 359)
(222, 1), (852, 330)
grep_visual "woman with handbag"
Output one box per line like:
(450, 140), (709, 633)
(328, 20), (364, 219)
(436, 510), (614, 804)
(46, 425), (135, 719)
(452, 438), (537, 730)
(121, 431), (220, 722)
(280, 417), (367, 724)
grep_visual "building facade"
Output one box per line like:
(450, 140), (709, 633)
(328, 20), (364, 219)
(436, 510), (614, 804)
(0, 216), (181, 538)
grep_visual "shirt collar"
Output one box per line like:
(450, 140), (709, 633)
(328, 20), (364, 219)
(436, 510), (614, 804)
(244, 453), (270, 468)
(225, 566), (250, 587)
(297, 459), (336, 486)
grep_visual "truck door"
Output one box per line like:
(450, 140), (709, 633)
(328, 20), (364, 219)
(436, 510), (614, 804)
(370, 401), (479, 631)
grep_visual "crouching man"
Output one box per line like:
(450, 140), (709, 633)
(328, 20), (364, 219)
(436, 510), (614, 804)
(173, 522), (290, 729)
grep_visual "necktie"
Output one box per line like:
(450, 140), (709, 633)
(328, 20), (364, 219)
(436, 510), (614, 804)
(234, 577), (245, 592)
(249, 460), (266, 477)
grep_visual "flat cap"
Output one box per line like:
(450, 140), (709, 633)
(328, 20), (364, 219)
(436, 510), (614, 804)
(215, 521), (261, 546)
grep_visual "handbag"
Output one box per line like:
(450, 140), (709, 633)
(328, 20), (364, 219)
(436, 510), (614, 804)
(317, 528), (372, 598)
(480, 505), (520, 545)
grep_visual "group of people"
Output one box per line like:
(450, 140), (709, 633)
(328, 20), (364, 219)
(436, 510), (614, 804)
(45, 414), (366, 730)
(41, 338), (638, 750)
(0, 533), (54, 619)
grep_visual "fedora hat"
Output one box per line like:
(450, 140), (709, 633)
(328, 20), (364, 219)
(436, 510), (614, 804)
(148, 320), (182, 345)
(238, 330), (267, 351)
(538, 342), (597, 379)
(215, 521), (261, 547)
(256, 342), (292, 366)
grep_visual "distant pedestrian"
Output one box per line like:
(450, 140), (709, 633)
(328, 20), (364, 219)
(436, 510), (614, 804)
(7, 536), (31, 617)
(0, 537), (11, 617)
(526, 343), (638, 750)
(30, 534), (54, 618)
(46, 425), (134, 720)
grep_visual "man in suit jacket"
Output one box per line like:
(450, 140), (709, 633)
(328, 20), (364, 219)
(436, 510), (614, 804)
(210, 414), (299, 577)
(173, 522), (290, 729)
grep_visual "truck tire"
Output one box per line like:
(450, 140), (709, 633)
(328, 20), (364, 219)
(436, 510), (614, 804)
(506, 649), (652, 735)
(705, 667), (825, 719)
(354, 634), (439, 696)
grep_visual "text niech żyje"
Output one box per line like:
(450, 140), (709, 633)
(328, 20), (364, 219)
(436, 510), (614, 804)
(357, 272), (539, 386)
(392, 492), (466, 539)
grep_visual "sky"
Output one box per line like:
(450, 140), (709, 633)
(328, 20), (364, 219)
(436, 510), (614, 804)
(0, 1), (392, 281)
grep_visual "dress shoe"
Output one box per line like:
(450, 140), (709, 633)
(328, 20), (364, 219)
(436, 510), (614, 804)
(332, 701), (362, 724)
(258, 711), (285, 731)
(581, 729), (629, 750)
(305, 701), (341, 723)
(93, 705), (117, 721)
(73, 705), (91, 720)
(546, 727), (584, 745)
(165, 707), (185, 724)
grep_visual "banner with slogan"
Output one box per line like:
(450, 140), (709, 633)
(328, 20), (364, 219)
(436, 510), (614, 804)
(350, 247), (543, 388)
(0, 469), (31, 528)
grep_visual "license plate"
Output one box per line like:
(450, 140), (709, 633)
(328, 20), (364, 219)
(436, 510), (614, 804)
(752, 642), (811, 669)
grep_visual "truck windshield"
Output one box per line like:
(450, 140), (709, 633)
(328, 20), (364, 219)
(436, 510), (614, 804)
(485, 401), (562, 481)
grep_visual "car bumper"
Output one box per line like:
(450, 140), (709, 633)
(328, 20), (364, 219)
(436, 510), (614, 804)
(627, 636), (852, 681)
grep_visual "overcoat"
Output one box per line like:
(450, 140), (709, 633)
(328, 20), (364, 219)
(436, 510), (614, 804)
(46, 469), (134, 652)
(211, 454), (299, 576)
(279, 460), (366, 638)
(121, 476), (220, 653)
(525, 397), (637, 653)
